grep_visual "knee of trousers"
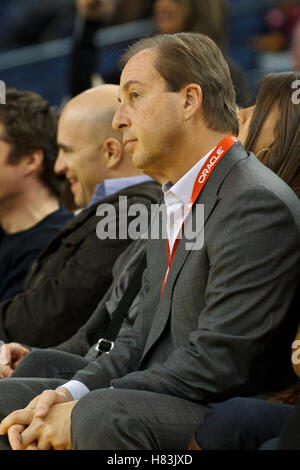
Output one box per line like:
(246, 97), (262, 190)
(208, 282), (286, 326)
(195, 397), (257, 450)
(13, 349), (48, 374)
(71, 389), (142, 450)
(196, 397), (291, 450)
(12, 348), (63, 379)
(0, 379), (32, 421)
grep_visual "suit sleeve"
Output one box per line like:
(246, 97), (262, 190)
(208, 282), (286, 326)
(72, 269), (151, 390)
(108, 189), (300, 401)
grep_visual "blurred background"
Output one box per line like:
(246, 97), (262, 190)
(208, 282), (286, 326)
(0, 0), (299, 107)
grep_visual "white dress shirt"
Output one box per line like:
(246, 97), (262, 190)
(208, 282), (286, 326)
(163, 148), (214, 253)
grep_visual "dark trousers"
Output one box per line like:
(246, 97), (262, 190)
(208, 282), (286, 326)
(71, 388), (208, 450)
(0, 379), (208, 450)
(0, 377), (64, 449)
(1, 350), (209, 450)
(276, 397), (300, 450)
(195, 397), (293, 450)
(11, 349), (89, 380)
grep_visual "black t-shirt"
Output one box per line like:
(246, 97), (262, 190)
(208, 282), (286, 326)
(0, 207), (73, 302)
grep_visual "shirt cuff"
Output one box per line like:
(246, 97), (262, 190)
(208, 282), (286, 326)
(57, 380), (90, 401)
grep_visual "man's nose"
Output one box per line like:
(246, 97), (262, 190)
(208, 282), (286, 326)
(112, 106), (130, 132)
(54, 151), (67, 175)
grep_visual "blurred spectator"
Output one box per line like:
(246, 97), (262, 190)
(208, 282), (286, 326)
(153, 0), (250, 107)
(75, 0), (155, 25)
(69, 0), (154, 96)
(76, 0), (117, 22)
(0, 89), (73, 302)
(70, 0), (117, 96)
(70, 0), (250, 106)
(154, 0), (227, 49)
(0, 0), (75, 51)
(291, 18), (300, 69)
(253, 0), (300, 53)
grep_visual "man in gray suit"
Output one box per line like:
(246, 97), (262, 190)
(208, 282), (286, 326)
(0, 32), (299, 450)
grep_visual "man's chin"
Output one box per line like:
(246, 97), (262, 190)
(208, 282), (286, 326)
(131, 152), (150, 171)
(73, 193), (85, 209)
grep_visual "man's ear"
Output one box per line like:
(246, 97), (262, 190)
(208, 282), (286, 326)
(182, 84), (203, 121)
(103, 138), (123, 169)
(23, 150), (44, 176)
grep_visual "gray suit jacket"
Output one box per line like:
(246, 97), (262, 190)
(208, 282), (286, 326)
(73, 142), (300, 403)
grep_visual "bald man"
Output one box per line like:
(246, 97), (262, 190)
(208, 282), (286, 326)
(0, 85), (161, 348)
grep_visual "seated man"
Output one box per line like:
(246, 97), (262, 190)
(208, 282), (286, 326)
(0, 89), (73, 302)
(0, 170), (165, 380)
(0, 236), (150, 379)
(0, 32), (299, 451)
(0, 84), (161, 348)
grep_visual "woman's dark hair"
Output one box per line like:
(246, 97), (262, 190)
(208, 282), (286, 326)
(245, 72), (300, 196)
(0, 88), (62, 197)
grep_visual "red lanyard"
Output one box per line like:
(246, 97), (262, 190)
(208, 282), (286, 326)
(160, 134), (237, 297)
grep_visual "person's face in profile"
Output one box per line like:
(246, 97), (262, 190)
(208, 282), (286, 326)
(113, 49), (183, 176)
(238, 104), (280, 157)
(55, 112), (108, 209)
(291, 23), (300, 71)
(0, 124), (34, 207)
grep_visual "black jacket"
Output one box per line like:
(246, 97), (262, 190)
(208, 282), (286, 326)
(0, 181), (161, 347)
(54, 237), (148, 358)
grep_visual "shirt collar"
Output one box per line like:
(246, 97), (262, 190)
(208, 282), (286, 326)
(162, 147), (215, 205)
(88, 175), (153, 207)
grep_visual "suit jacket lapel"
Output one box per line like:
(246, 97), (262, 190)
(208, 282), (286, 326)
(140, 142), (249, 363)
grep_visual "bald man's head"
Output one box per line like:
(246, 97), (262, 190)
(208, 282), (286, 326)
(60, 84), (121, 144)
(68, 84), (119, 109)
(54, 85), (141, 208)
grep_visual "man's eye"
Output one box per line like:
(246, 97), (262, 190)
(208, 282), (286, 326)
(130, 92), (140, 100)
